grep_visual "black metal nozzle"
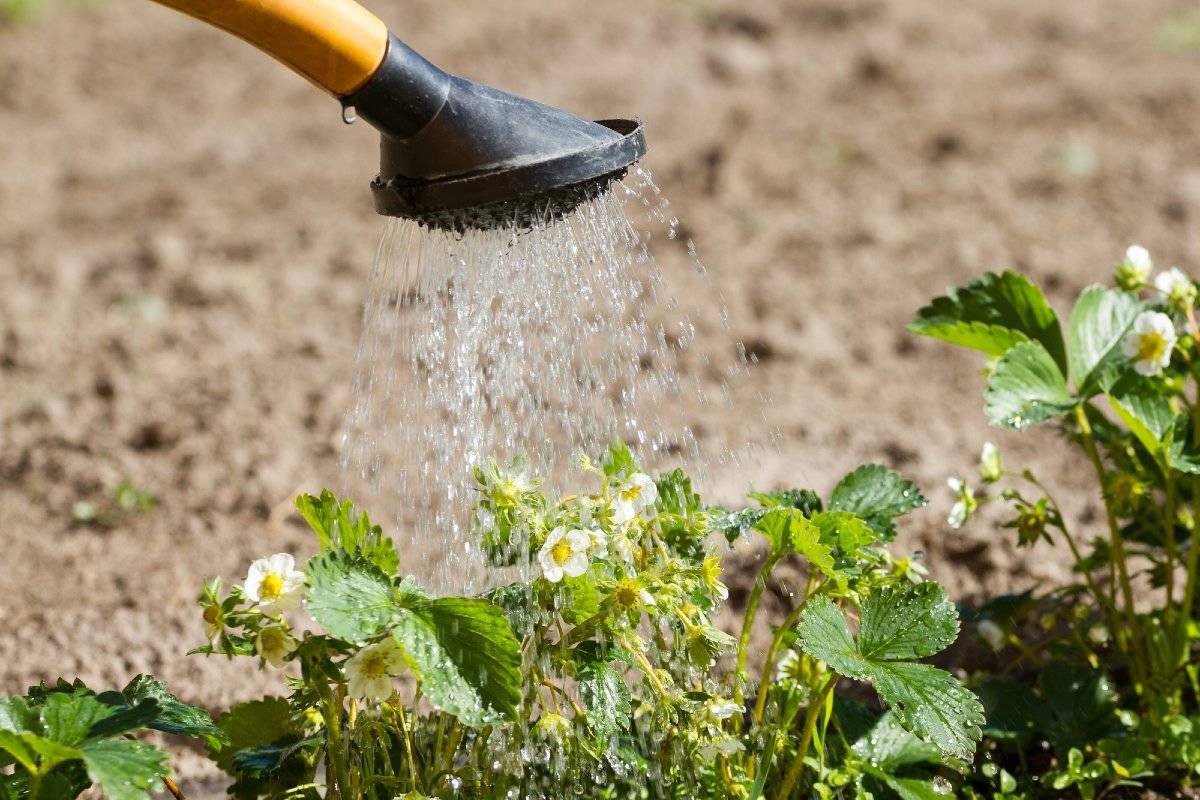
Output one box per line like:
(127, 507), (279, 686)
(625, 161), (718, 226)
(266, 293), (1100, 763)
(341, 34), (646, 231)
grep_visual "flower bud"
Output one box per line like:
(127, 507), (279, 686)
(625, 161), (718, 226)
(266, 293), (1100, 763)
(1115, 245), (1152, 291)
(978, 442), (1003, 483)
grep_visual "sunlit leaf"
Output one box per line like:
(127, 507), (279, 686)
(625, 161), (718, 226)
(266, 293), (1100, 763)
(909, 271), (1065, 371)
(984, 340), (1074, 429)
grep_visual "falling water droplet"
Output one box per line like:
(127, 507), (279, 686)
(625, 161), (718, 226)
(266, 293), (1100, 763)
(932, 776), (952, 795)
(342, 104), (357, 124)
(338, 169), (772, 594)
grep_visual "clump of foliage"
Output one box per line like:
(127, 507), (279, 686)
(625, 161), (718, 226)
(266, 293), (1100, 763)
(912, 245), (1200, 797)
(0, 676), (222, 800)
(193, 444), (980, 799)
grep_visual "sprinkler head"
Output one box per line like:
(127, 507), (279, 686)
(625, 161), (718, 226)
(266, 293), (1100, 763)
(342, 35), (647, 231)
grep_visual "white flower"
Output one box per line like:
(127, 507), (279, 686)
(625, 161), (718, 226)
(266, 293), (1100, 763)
(698, 736), (745, 760)
(612, 473), (658, 524)
(978, 441), (1002, 483)
(1155, 266), (1196, 308)
(1116, 245), (1153, 291)
(243, 554), (306, 615)
(537, 526), (591, 583)
(1127, 245), (1152, 273)
(344, 639), (405, 703)
(947, 476), (977, 530)
(776, 648), (801, 681)
(977, 619), (1005, 651)
(584, 528), (608, 560)
(255, 627), (293, 669)
(707, 701), (742, 721)
(1121, 311), (1177, 376)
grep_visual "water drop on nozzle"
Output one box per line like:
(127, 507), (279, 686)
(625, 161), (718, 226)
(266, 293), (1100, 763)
(342, 105), (357, 124)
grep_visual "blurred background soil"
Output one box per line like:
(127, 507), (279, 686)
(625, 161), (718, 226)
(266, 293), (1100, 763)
(4, 0), (1200, 792)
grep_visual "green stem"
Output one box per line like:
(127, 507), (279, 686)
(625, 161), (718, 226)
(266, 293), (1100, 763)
(439, 722), (465, 775)
(1178, 477), (1200, 664)
(1165, 470), (1178, 621)
(773, 674), (836, 800)
(735, 552), (780, 712)
(1074, 404), (1145, 676)
(392, 702), (419, 792)
(323, 686), (351, 800)
(1022, 472), (1119, 631)
(753, 576), (817, 725)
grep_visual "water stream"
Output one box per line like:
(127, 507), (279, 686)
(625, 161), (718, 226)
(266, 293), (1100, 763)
(338, 168), (761, 594)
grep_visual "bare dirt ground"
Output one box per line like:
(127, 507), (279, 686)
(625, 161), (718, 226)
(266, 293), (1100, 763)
(4, 0), (1200, 792)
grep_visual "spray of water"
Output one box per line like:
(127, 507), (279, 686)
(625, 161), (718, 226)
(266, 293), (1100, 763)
(339, 168), (762, 594)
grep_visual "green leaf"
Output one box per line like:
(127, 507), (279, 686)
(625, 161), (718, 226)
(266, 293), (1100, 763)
(868, 772), (948, 800)
(210, 698), (296, 776)
(984, 340), (1074, 429)
(80, 738), (169, 800)
(295, 490), (398, 574)
(752, 509), (834, 576)
(305, 551), (396, 644)
(1068, 286), (1142, 395)
(0, 699), (35, 735)
(909, 271), (1065, 371)
(828, 464), (927, 540)
(39, 692), (118, 747)
(121, 675), (225, 746)
(1166, 425), (1200, 474)
(749, 488), (823, 515)
(1108, 384), (1175, 455)
(797, 591), (983, 761)
(601, 441), (637, 480)
(0, 731), (75, 774)
(1039, 662), (1119, 758)
(796, 596), (864, 678)
(858, 583), (959, 661)
(577, 661), (631, 741)
(809, 511), (878, 552)
(392, 598), (522, 726)
(973, 676), (1049, 741)
(852, 710), (942, 771)
(867, 661), (984, 765)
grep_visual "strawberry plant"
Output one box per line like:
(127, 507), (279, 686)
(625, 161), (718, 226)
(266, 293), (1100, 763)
(915, 245), (1200, 797)
(189, 445), (980, 799)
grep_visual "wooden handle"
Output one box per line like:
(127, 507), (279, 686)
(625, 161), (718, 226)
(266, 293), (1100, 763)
(151, 0), (389, 96)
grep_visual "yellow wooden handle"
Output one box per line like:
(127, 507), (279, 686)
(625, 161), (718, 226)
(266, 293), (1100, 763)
(151, 0), (389, 96)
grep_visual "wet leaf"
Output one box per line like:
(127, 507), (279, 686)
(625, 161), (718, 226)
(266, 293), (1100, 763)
(797, 590), (983, 761)
(984, 340), (1074, 429)
(392, 598), (522, 726)
(829, 464), (927, 539)
(577, 661), (631, 742)
(305, 551), (395, 644)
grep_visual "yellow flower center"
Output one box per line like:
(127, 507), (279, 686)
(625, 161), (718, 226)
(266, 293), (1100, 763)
(620, 484), (642, 503)
(360, 654), (388, 680)
(1136, 332), (1168, 363)
(202, 606), (222, 625)
(614, 579), (640, 609)
(551, 539), (573, 565)
(259, 572), (284, 601)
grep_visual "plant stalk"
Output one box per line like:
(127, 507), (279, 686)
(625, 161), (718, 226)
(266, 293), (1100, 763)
(735, 552), (780, 712)
(753, 575), (817, 725)
(1074, 404), (1145, 676)
(773, 674), (836, 800)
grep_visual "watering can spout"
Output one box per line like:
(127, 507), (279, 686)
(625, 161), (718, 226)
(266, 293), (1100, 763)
(150, 0), (646, 230)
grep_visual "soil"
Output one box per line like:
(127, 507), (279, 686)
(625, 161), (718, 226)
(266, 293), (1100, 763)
(3, 0), (1200, 794)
